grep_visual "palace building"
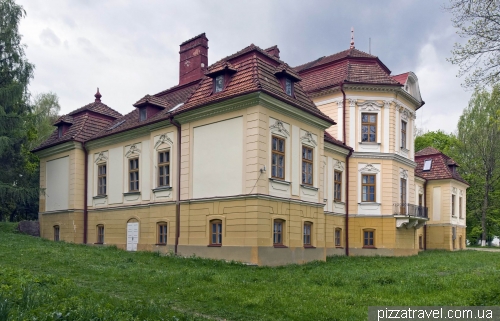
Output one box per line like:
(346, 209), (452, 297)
(33, 33), (468, 265)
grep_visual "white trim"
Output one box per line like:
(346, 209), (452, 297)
(383, 100), (390, 153)
(337, 100), (343, 142)
(349, 99), (356, 147)
(357, 163), (381, 215)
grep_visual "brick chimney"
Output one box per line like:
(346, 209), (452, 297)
(179, 33), (208, 85)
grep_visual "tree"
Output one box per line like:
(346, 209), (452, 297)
(446, 0), (500, 87)
(414, 130), (458, 156)
(27, 92), (60, 150)
(0, 0), (38, 221)
(456, 85), (500, 246)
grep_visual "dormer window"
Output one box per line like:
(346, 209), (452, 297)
(285, 77), (293, 96)
(215, 75), (224, 93)
(58, 126), (63, 138)
(140, 108), (147, 121)
(423, 159), (432, 171)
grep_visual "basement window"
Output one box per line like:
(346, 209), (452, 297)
(423, 159), (432, 171)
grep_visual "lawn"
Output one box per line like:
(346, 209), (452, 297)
(1, 223), (499, 321)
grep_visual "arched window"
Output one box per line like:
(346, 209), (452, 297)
(96, 225), (104, 244)
(303, 222), (313, 247)
(273, 219), (285, 246)
(53, 225), (60, 241)
(157, 222), (168, 245)
(210, 220), (222, 246)
(335, 228), (342, 247)
(363, 229), (375, 248)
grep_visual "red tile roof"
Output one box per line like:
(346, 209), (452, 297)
(392, 72), (409, 85)
(414, 147), (468, 185)
(68, 101), (122, 119)
(294, 48), (401, 94)
(324, 131), (353, 151)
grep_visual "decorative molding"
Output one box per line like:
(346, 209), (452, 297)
(300, 131), (317, 147)
(269, 119), (290, 137)
(384, 100), (391, 109)
(94, 152), (108, 164)
(351, 152), (417, 168)
(400, 168), (408, 179)
(348, 98), (357, 108)
(452, 187), (458, 194)
(154, 134), (174, 150)
(125, 144), (141, 157)
(418, 186), (424, 195)
(333, 160), (344, 172)
(459, 189), (464, 196)
(324, 142), (351, 156)
(358, 100), (383, 111)
(358, 164), (380, 173)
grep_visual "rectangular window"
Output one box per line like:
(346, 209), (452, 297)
(459, 197), (463, 218)
(273, 220), (284, 246)
(400, 178), (407, 215)
(285, 78), (293, 96)
(452, 194), (456, 217)
(97, 225), (104, 244)
(419, 235), (423, 250)
(361, 113), (377, 142)
(58, 126), (63, 138)
(363, 230), (375, 248)
(129, 158), (139, 192)
(361, 174), (376, 202)
(401, 120), (407, 149)
(158, 151), (170, 187)
(54, 226), (60, 241)
(423, 159), (432, 171)
(303, 222), (312, 246)
(335, 228), (342, 247)
(158, 223), (167, 245)
(271, 136), (285, 179)
(334, 170), (342, 202)
(418, 194), (423, 207)
(215, 75), (224, 93)
(140, 108), (147, 121)
(210, 220), (222, 245)
(302, 146), (313, 185)
(97, 164), (107, 195)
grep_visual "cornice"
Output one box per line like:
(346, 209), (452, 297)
(85, 120), (172, 150)
(181, 193), (326, 208)
(324, 142), (351, 156)
(352, 152), (417, 168)
(34, 141), (82, 158)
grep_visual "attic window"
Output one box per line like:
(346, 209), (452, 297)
(423, 159), (432, 171)
(214, 75), (224, 93)
(140, 108), (147, 121)
(285, 77), (293, 96)
(58, 126), (63, 138)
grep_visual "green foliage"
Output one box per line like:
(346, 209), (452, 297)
(446, 0), (500, 87)
(26, 92), (60, 150)
(1, 223), (500, 320)
(414, 130), (458, 156)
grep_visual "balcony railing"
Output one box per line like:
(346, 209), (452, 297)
(393, 203), (428, 218)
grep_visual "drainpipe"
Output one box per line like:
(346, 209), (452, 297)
(423, 181), (427, 250)
(169, 116), (182, 255)
(340, 82), (351, 256)
(81, 142), (88, 244)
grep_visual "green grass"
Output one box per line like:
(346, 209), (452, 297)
(1, 222), (500, 321)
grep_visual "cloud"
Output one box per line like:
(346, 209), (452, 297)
(39, 28), (60, 47)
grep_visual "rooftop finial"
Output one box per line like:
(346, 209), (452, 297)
(350, 27), (355, 49)
(94, 87), (102, 102)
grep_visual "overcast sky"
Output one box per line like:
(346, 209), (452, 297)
(17, 0), (471, 134)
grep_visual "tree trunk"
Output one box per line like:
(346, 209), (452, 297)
(481, 183), (489, 246)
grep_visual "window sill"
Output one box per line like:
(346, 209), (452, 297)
(93, 195), (107, 199)
(358, 202), (381, 205)
(335, 246), (343, 249)
(123, 191), (141, 196)
(300, 184), (318, 191)
(334, 201), (345, 205)
(269, 178), (290, 185)
(155, 243), (167, 246)
(152, 186), (172, 192)
(303, 245), (316, 249)
(359, 142), (381, 145)
(94, 242), (103, 245)
(363, 246), (377, 249)
(273, 244), (288, 248)
(207, 244), (222, 247)
(400, 147), (410, 152)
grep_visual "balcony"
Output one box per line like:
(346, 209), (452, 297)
(393, 203), (428, 229)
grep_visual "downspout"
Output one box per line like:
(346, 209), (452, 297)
(81, 142), (88, 244)
(340, 82), (350, 256)
(423, 181), (427, 250)
(169, 116), (182, 255)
